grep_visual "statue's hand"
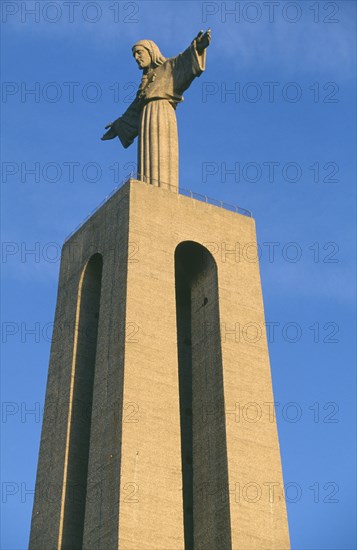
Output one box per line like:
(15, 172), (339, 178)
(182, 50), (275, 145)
(195, 29), (211, 54)
(101, 123), (117, 141)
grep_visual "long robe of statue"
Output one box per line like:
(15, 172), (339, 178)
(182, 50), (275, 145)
(102, 32), (210, 190)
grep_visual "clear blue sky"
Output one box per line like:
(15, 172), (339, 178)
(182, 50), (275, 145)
(1, 1), (356, 549)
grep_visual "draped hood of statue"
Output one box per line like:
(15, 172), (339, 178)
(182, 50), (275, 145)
(101, 30), (211, 190)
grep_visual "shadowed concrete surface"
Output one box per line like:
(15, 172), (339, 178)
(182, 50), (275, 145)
(61, 253), (103, 549)
(175, 242), (231, 549)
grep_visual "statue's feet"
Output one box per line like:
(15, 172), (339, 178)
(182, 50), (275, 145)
(101, 125), (116, 140)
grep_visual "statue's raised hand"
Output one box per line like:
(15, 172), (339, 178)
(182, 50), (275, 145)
(101, 123), (117, 141)
(195, 29), (211, 54)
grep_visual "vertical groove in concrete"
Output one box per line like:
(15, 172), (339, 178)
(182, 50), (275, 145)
(29, 184), (130, 550)
(175, 241), (232, 550)
(175, 245), (194, 549)
(82, 191), (130, 549)
(59, 254), (103, 550)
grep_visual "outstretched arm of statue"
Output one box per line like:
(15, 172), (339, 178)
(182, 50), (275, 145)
(195, 29), (211, 54)
(101, 123), (116, 140)
(101, 97), (141, 148)
(171, 28), (211, 91)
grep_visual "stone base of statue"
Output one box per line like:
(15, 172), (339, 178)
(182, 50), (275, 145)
(29, 178), (290, 549)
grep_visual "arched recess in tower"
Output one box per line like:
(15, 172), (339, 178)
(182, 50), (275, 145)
(175, 241), (232, 550)
(59, 253), (103, 550)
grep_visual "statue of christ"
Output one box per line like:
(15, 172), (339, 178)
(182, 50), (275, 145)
(101, 30), (211, 190)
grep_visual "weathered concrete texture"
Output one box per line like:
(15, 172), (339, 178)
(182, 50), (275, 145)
(29, 179), (290, 550)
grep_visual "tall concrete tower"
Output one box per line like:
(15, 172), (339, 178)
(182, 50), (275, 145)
(29, 178), (290, 549)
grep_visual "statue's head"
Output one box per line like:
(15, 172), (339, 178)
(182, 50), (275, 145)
(132, 40), (166, 71)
